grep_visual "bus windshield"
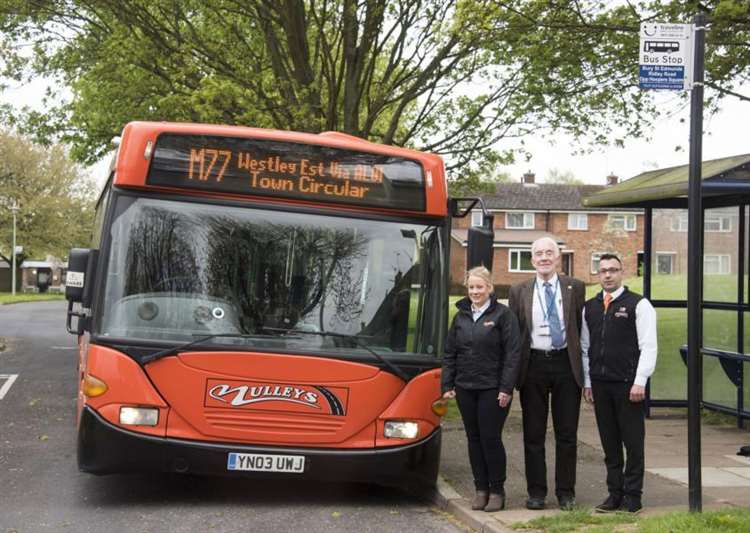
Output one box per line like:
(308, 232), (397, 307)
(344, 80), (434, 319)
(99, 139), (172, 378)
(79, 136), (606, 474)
(99, 196), (444, 357)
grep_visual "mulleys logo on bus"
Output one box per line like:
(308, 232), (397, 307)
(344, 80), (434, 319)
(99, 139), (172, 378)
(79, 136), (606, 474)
(209, 383), (320, 408)
(205, 379), (348, 416)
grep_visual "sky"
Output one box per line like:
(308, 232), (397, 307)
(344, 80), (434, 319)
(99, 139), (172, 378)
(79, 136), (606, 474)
(1, 76), (747, 190)
(502, 91), (748, 186)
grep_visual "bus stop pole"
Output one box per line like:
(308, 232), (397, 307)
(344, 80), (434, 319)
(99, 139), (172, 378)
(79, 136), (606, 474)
(687, 12), (706, 513)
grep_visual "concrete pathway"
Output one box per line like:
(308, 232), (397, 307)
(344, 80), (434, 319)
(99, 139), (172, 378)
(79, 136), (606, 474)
(434, 401), (750, 532)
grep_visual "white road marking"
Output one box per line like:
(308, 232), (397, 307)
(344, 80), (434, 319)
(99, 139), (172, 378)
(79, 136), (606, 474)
(50, 346), (76, 350)
(0, 374), (19, 400)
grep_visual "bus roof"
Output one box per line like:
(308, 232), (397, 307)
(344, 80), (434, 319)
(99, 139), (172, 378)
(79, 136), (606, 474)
(109, 121), (448, 217)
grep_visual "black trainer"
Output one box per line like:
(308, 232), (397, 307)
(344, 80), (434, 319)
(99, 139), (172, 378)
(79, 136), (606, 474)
(595, 494), (622, 513)
(622, 495), (642, 514)
(525, 497), (545, 510)
(558, 496), (576, 510)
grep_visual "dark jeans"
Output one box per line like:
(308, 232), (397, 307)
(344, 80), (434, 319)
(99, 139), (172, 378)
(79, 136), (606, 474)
(591, 380), (645, 498)
(455, 387), (511, 494)
(520, 351), (582, 500)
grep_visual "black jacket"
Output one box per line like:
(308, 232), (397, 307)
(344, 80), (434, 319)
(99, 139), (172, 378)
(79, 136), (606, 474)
(441, 296), (521, 394)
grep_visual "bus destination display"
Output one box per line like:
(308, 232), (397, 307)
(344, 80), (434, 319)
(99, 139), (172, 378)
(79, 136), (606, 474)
(146, 134), (426, 211)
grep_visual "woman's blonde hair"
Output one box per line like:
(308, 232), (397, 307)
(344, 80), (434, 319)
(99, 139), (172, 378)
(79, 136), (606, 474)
(465, 266), (493, 289)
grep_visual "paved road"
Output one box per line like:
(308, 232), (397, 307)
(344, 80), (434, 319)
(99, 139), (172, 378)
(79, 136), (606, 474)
(0, 301), (461, 533)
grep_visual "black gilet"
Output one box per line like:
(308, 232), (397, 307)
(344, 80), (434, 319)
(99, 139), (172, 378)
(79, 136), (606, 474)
(584, 287), (643, 383)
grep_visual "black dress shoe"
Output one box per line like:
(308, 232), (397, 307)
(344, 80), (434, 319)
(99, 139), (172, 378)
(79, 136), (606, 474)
(526, 497), (545, 510)
(595, 494), (623, 513)
(558, 496), (576, 510)
(622, 495), (642, 514)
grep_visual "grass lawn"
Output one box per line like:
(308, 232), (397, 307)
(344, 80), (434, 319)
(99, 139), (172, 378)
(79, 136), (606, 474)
(511, 506), (750, 532)
(0, 292), (65, 305)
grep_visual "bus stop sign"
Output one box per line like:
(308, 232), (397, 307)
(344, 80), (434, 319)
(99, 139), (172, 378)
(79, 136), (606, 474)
(639, 23), (693, 90)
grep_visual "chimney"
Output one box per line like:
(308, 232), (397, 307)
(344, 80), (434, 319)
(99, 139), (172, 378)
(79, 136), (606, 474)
(522, 171), (536, 184)
(606, 173), (619, 186)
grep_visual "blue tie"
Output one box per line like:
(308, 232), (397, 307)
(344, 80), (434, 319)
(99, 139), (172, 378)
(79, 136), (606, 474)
(544, 282), (564, 348)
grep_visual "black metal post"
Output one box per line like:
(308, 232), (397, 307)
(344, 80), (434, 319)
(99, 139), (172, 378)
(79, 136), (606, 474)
(644, 207), (653, 417)
(687, 12), (706, 513)
(739, 205), (746, 429)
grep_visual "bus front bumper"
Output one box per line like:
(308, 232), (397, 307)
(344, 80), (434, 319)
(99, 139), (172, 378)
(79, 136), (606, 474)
(78, 406), (441, 488)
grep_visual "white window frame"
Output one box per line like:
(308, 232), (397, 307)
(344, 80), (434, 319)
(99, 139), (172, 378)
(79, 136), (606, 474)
(470, 210), (483, 227)
(608, 213), (636, 231)
(671, 214), (688, 232)
(567, 213), (588, 231)
(704, 214), (732, 232)
(655, 252), (676, 275)
(505, 212), (534, 229)
(509, 248), (536, 273)
(591, 252), (615, 275)
(704, 254), (731, 275)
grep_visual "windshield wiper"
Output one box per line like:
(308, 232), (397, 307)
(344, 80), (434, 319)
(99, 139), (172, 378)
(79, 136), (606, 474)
(140, 332), (296, 364)
(263, 327), (411, 382)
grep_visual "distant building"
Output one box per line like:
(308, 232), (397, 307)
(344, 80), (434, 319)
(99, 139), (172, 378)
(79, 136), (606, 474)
(19, 257), (68, 293)
(450, 172), (644, 295)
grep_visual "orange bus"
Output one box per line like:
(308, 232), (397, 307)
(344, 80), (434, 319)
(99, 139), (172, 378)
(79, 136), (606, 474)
(65, 121), (491, 489)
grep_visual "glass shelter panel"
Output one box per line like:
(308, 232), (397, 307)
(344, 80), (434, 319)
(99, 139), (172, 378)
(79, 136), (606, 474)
(703, 207), (739, 303)
(650, 308), (687, 400)
(651, 209), (687, 300)
(703, 356), (737, 409)
(703, 309), (738, 353)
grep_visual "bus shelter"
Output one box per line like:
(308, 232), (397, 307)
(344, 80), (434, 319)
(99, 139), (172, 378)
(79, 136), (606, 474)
(584, 154), (750, 428)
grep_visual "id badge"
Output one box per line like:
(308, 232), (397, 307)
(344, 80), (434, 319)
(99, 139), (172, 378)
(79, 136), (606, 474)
(538, 323), (551, 337)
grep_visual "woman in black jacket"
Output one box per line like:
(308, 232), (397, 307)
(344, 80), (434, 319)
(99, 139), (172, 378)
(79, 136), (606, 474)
(442, 266), (521, 512)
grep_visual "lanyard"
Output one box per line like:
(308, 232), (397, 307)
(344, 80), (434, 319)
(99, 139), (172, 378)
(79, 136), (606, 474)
(535, 278), (559, 323)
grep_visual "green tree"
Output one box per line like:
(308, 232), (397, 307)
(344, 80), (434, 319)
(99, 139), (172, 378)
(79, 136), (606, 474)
(0, 131), (96, 265)
(545, 168), (583, 185)
(0, 1), (747, 186)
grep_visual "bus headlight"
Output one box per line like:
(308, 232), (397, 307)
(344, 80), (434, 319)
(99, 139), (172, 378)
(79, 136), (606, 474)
(384, 420), (419, 439)
(120, 407), (159, 426)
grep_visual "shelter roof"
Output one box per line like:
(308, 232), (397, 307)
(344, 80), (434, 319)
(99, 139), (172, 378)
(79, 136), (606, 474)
(584, 154), (750, 208)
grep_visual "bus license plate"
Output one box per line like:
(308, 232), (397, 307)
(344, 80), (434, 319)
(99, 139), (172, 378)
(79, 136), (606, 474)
(227, 452), (305, 473)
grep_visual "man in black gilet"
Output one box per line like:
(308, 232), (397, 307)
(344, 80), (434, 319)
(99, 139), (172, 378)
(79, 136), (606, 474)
(581, 254), (657, 514)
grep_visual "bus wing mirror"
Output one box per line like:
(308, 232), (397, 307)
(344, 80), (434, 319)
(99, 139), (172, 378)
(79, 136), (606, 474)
(65, 248), (91, 303)
(467, 215), (494, 271)
(65, 248), (98, 335)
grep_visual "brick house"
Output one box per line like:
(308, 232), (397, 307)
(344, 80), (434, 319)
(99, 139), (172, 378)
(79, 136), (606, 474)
(652, 207), (738, 276)
(450, 173), (644, 295)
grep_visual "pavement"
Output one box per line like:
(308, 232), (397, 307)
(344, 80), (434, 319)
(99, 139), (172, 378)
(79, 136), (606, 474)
(432, 399), (750, 532)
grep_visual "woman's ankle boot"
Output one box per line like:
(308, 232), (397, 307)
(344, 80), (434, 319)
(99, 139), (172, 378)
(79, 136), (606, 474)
(471, 490), (489, 510)
(484, 492), (505, 512)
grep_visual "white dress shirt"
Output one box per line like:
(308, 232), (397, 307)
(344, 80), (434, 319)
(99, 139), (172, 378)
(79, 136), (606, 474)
(581, 286), (658, 388)
(471, 299), (491, 322)
(531, 273), (566, 350)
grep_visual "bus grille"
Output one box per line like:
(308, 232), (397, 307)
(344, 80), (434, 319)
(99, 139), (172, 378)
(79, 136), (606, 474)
(204, 409), (346, 435)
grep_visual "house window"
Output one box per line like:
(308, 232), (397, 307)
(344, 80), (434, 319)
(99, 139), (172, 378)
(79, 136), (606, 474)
(671, 214), (688, 232)
(591, 252), (615, 274)
(608, 214), (636, 231)
(509, 249), (535, 272)
(567, 213), (588, 230)
(655, 253), (675, 274)
(705, 214), (732, 232)
(471, 210), (483, 227)
(671, 213), (731, 232)
(704, 254), (730, 274)
(506, 212), (534, 229)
